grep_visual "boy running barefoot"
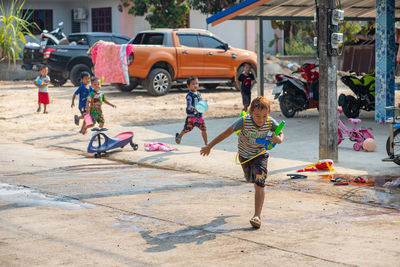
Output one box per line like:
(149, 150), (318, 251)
(200, 96), (284, 229)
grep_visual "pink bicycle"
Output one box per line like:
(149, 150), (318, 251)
(338, 109), (374, 151)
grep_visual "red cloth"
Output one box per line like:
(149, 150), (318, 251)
(38, 92), (49, 104)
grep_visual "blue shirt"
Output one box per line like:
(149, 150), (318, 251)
(74, 84), (93, 109)
(186, 91), (202, 117)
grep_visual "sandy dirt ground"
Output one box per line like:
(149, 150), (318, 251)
(1, 80), (400, 266)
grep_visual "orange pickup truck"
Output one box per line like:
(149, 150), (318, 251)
(115, 28), (257, 96)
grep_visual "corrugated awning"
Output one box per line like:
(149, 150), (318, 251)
(207, 0), (400, 26)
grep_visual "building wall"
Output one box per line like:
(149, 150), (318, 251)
(190, 10), (246, 49)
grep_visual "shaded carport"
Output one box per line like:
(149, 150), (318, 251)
(207, 0), (398, 161)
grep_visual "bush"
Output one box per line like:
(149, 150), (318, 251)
(0, 0), (37, 65)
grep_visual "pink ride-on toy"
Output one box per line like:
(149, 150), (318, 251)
(338, 108), (374, 151)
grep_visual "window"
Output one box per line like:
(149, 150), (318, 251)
(113, 37), (130, 44)
(22, 9), (53, 34)
(92, 7), (112, 32)
(131, 33), (164, 45)
(68, 35), (88, 45)
(178, 34), (200, 48)
(200, 35), (225, 49)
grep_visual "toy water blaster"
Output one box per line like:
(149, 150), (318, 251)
(255, 121), (286, 150)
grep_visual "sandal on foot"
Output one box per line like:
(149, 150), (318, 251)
(74, 115), (79, 126)
(250, 216), (261, 229)
(175, 133), (181, 144)
(36, 108), (41, 112)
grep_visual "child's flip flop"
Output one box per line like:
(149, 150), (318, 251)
(353, 176), (366, 183)
(287, 174), (307, 179)
(330, 176), (347, 182)
(334, 180), (349, 185)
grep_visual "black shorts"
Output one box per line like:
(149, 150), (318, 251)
(239, 153), (269, 187)
(241, 91), (251, 106)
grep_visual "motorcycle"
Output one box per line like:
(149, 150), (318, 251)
(338, 71), (375, 118)
(273, 63), (319, 118)
(40, 21), (68, 47)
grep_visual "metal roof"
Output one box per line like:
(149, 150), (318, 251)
(207, 0), (400, 26)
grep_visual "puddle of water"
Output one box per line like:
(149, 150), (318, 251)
(318, 174), (400, 190)
(0, 182), (94, 210)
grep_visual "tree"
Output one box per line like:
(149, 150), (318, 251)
(0, 0), (37, 65)
(189, 0), (241, 15)
(121, 0), (190, 28)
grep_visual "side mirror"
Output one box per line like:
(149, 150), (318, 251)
(59, 21), (64, 27)
(223, 43), (229, 51)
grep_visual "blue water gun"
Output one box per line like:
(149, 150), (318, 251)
(256, 121), (285, 150)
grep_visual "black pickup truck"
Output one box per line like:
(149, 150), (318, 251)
(22, 32), (130, 86)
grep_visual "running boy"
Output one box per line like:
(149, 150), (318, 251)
(34, 64), (50, 113)
(237, 63), (256, 112)
(81, 77), (116, 135)
(175, 76), (208, 145)
(71, 71), (93, 133)
(200, 96), (284, 229)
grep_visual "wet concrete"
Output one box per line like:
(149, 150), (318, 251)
(1, 162), (400, 266)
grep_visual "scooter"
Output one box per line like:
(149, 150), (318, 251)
(273, 63), (319, 118)
(382, 106), (400, 165)
(87, 128), (138, 158)
(40, 21), (68, 47)
(338, 71), (375, 118)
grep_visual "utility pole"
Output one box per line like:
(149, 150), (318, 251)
(318, 0), (338, 161)
(256, 17), (264, 96)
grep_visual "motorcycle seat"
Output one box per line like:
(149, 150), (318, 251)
(348, 118), (361, 124)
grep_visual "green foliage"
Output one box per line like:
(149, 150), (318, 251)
(284, 31), (316, 56)
(0, 0), (37, 65)
(189, 0), (241, 15)
(121, 0), (190, 28)
(340, 21), (374, 44)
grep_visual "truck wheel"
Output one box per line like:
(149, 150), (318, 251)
(114, 81), (139, 92)
(204, 84), (218, 90)
(70, 64), (91, 86)
(49, 71), (67, 87)
(145, 68), (171, 96)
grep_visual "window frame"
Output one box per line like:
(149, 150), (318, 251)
(91, 7), (112, 33)
(22, 9), (53, 34)
(177, 33), (201, 48)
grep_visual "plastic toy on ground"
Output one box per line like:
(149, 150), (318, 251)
(338, 108), (374, 151)
(144, 142), (176, 152)
(297, 159), (335, 172)
(87, 128), (138, 158)
(287, 174), (307, 179)
(363, 138), (376, 152)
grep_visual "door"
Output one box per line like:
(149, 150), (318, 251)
(176, 34), (204, 77)
(199, 35), (233, 77)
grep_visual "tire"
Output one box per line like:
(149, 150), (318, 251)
(342, 95), (360, 118)
(386, 129), (400, 165)
(70, 64), (91, 87)
(234, 64), (257, 90)
(279, 94), (296, 118)
(114, 81), (139, 92)
(204, 84), (218, 90)
(49, 71), (67, 87)
(145, 68), (172, 96)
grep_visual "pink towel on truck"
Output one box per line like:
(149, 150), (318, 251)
(88, 41), (133, 85)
